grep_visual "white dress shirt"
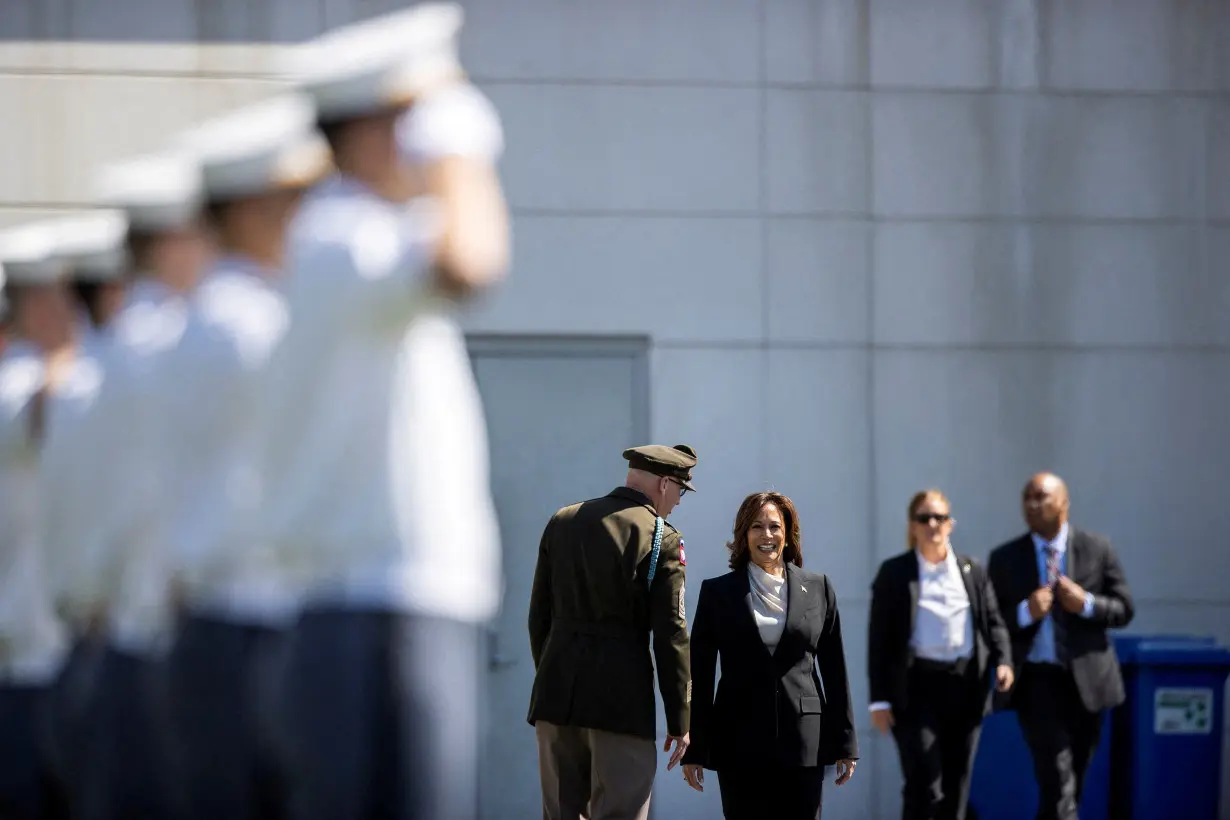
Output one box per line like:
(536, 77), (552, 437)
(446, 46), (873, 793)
(912, 547), (974, 661)
(261, 175), (500, 623)
(747, 564), (787, 650)
(90, 279), (190, 656)
(0, 341), (68, 683)
(165, 257), (297, 626)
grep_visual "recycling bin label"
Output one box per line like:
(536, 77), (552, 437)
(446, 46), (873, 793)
(1154, 687), (1214, 734)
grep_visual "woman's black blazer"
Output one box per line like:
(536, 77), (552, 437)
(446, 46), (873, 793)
(867, 550), (1011, 719)
(682, 563), (858, 771)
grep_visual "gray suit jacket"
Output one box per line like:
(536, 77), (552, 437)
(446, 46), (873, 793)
(987, 528), (1134, 712)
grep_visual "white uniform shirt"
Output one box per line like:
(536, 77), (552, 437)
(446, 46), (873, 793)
(262, 174), (500, 623)
(911, 548), (974, 661)
(38, 328), (111, 630)
(166, 257), (296, 625)
(0, 341), (67, 682)
(90, 279), (190, 655)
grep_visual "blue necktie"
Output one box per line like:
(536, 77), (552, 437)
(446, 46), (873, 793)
(1045, 546), (1068, 665)
(1045, 545), (1061, 586)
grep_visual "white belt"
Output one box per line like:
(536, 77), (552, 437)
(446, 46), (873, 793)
(106, 612), (174, 659)
(187, 579), (300, 628)
(0, 643), (68, 686)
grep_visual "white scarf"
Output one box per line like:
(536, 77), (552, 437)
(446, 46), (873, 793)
(747, 563), (788, 649)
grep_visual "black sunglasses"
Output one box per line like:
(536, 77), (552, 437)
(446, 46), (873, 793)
(912, 513), (951, 525)
(668, 478), (690, 498)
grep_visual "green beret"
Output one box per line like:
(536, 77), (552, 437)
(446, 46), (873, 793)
(622, 443), (697, 491)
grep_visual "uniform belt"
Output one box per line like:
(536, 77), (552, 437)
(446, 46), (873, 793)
(553, 619), (642, 639)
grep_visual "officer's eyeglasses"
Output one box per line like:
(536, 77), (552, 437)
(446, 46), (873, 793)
(668, 478), (690, 498)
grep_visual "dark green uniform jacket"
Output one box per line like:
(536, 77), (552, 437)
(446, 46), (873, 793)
(526, 486), (690, 739)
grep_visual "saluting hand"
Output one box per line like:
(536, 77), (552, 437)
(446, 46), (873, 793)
(43, 346), (76, 389)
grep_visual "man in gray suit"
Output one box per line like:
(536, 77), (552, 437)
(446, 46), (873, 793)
(987, 473), (1134, 820)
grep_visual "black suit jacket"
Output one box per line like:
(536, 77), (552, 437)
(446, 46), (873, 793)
(986, 528), (1134, 713)
(868, 550), (1011, 720)
(681, 564), (858, 771)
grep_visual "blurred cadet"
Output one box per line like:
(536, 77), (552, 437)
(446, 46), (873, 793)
(0, 269), (8, 355)
(34, 210), (129, 817)
(163, 92), (331, 820)
(81, 149), (210, 819)
(528, 445), (696, 820)
(52, 211), (130, 338)
(266, 3), (509, 817)
(0, 221), (74, 819)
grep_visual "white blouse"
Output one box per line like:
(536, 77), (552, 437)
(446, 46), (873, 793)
(912, 547), (973, 661)
(747, 564), (788, 649)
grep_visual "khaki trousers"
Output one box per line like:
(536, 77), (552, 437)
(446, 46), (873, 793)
(535, 721), (655, 820)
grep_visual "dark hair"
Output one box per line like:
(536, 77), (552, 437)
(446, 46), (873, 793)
(317, 117), (349, 153)
(204, 200), (232, 227)
(125, 228), (157, 273)
(2, 282), (41, 316)
(70, 280), (106, 329)
(727, 491), (803, 571)
(317, 104), (405, 158)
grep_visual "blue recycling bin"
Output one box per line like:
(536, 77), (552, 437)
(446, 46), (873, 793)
(1109, 635), (1230, 820)
(967, 706), (1111, 820)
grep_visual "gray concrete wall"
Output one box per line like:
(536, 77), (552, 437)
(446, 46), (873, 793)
(2, 1), (1229, 817)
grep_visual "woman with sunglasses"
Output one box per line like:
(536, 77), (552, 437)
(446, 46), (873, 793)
(867, 489), (1014, 820)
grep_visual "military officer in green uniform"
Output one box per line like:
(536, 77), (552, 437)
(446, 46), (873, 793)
(528, 443), (697, 820)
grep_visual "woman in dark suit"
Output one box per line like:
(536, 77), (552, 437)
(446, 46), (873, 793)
(681, 491), (858, 819)
(868, 489), (1014, 820)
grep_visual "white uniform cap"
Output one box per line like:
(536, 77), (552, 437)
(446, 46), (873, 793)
(178, 93), (332, 202)
(0, 220), (63, 284)
(94, 151), (204, 232)
(49, 210), (130, 281)
(285, 3), (464, 123)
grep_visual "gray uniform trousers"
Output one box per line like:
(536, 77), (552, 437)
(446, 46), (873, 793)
(39, 633), (107, 819)
(166, 612), (291, 820)
(277, 608), (482, 820)
(78, 644), (178, 820)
